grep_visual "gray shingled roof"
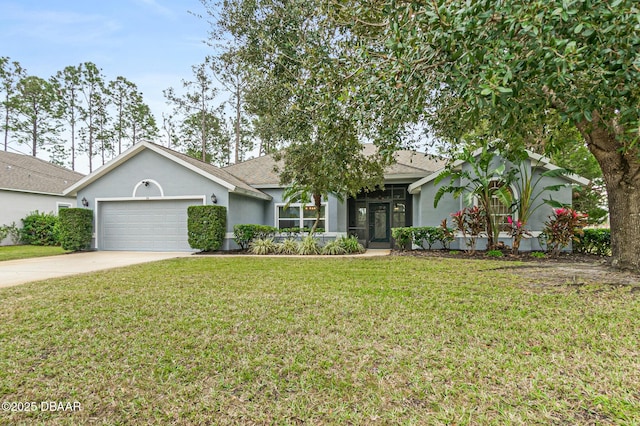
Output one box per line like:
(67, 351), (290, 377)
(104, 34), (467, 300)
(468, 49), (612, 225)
(151, 144), (267, 198)
(224, 143), (445, 185)
(0, 151), (84, 194)
(361, 144), (445, 177)
(223, 154), (283, 186)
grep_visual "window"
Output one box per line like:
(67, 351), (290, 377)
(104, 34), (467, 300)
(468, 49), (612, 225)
(392, 202), (406, 228)
(277, 203), (327, 230)
(57, 203), (72, 213)
(488, 181), (515, 232)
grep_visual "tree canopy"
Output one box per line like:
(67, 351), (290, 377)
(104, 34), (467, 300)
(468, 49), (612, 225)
(208, 0), (640, 269)
(1, 58), (158, 171)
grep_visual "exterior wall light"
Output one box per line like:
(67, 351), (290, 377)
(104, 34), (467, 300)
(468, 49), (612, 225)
(211, 193), (217, 204)
(81, 197), (89, 208)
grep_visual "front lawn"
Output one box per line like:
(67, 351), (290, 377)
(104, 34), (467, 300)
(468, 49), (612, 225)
(0, 245), (68, 262)
(0, 257), (638, 424)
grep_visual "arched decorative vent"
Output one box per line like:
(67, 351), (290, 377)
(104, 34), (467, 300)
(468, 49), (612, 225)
(133, 179), (164, 197)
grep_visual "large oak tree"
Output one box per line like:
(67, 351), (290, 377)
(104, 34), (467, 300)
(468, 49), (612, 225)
(210, 0), (640, 269)
(378, 0), (639, 269)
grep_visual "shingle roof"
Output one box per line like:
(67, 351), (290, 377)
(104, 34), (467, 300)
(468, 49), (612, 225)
(224, 143), (444, 186)
(361, 144), (445, 177)
(0, 151), (84, 195)
(151, 144), (268, 198)
(223, 154), (283, 186)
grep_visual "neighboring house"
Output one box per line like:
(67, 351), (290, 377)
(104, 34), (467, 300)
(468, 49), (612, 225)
(63, 141), (587, 252)
(0, 151), (84, 246)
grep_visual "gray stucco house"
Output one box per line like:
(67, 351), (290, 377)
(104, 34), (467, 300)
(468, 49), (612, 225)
(0, 151), (84, 245)
(63, 141), (587, 252)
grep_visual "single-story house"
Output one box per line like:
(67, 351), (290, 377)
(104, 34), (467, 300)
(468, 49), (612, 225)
(0, 151), (84, 245)
(63, 141), (588, 252)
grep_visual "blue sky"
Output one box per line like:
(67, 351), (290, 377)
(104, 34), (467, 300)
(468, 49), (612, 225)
(0, 0), (214, 124)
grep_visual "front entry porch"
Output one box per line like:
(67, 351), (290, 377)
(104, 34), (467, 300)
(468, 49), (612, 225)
(347, 184), (412, 249)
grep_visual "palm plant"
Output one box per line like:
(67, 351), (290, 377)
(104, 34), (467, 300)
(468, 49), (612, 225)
(503, 154), (570, 253)
(434, 146), (517, 250)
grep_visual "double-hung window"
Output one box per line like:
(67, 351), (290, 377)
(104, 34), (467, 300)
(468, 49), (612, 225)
(488, 181), (515, 232)
(276, 203), (327, 230)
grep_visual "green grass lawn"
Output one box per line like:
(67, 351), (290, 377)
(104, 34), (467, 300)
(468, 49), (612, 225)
(0, 257), (638, 424)
(0, 245), (68, 262)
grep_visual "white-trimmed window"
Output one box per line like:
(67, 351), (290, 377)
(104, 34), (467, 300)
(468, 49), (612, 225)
(276, 203), (327, 230)
(57, 202), (72, 213)
(488, 181), (516, 232)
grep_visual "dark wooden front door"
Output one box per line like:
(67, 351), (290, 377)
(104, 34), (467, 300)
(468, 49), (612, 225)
(369, 203), (390, 247)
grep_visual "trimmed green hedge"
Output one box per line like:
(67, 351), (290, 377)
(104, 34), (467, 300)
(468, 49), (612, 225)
(392, 226), (455, 250)
(21, 211), (59, 246)
(574, 228), (611, 256)
(391, 227), (413, 250)
(58, 208), (93, 251)
(233, 224), (278, 250)
(188, 205), (227, 252)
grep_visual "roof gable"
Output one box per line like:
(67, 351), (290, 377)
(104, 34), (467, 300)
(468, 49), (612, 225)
(63, 141), (271, 200)
(0, 151), (84, 195)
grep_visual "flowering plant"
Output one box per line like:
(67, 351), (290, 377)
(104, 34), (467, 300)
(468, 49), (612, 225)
(542, 208), (588, 256)
(505, 216), (532, 254)
(450, 206), (485, 253)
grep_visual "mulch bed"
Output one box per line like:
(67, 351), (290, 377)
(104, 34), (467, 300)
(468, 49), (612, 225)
(392, 248), (610, 264)
(393, 249), (640, 289)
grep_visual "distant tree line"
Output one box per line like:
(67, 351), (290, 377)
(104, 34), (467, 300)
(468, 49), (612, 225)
(1, 55), (268, 171)
(0, 57), (159, 172)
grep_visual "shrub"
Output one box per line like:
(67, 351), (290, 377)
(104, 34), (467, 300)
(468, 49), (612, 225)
(233, 224), (278, 250)
(338, 235), (365, 254)
(21, 211), (60, 246)
(574, 228), (611, 256)
(321, 239), (346, 255)
(0, 225), (8, 243)
(298, 235), (321, 255)
(58, 208), (93, 251)
(249, 238), (277, 254)
(451, 207), (486, 253)
(531, 251), (546, 258)
(391, 227), (413, 250)
(188, 205), (227, 252)
(4, 222), (21, 245)
(439, 219), (455, 249)
(412, 226), (444, 250)
(276, 238), (299, 255)
(542, 208), (588, 256)
(504, 216), (532, 255)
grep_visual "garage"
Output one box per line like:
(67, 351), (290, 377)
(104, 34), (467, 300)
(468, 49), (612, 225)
(98, 199), (202, 251)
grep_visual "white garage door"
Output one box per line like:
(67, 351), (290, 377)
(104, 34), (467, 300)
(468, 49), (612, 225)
(99, 199), (201, 251)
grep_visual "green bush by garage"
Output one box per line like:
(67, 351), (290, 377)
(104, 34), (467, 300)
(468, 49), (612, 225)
(188, 205), (227, 252)
(58, 208), (94, 251)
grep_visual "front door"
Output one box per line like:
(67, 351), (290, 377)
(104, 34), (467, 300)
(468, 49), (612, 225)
(369, 203), (390, 247)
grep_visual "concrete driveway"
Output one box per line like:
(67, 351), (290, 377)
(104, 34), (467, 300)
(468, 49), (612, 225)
(0, 251), (193, 289)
